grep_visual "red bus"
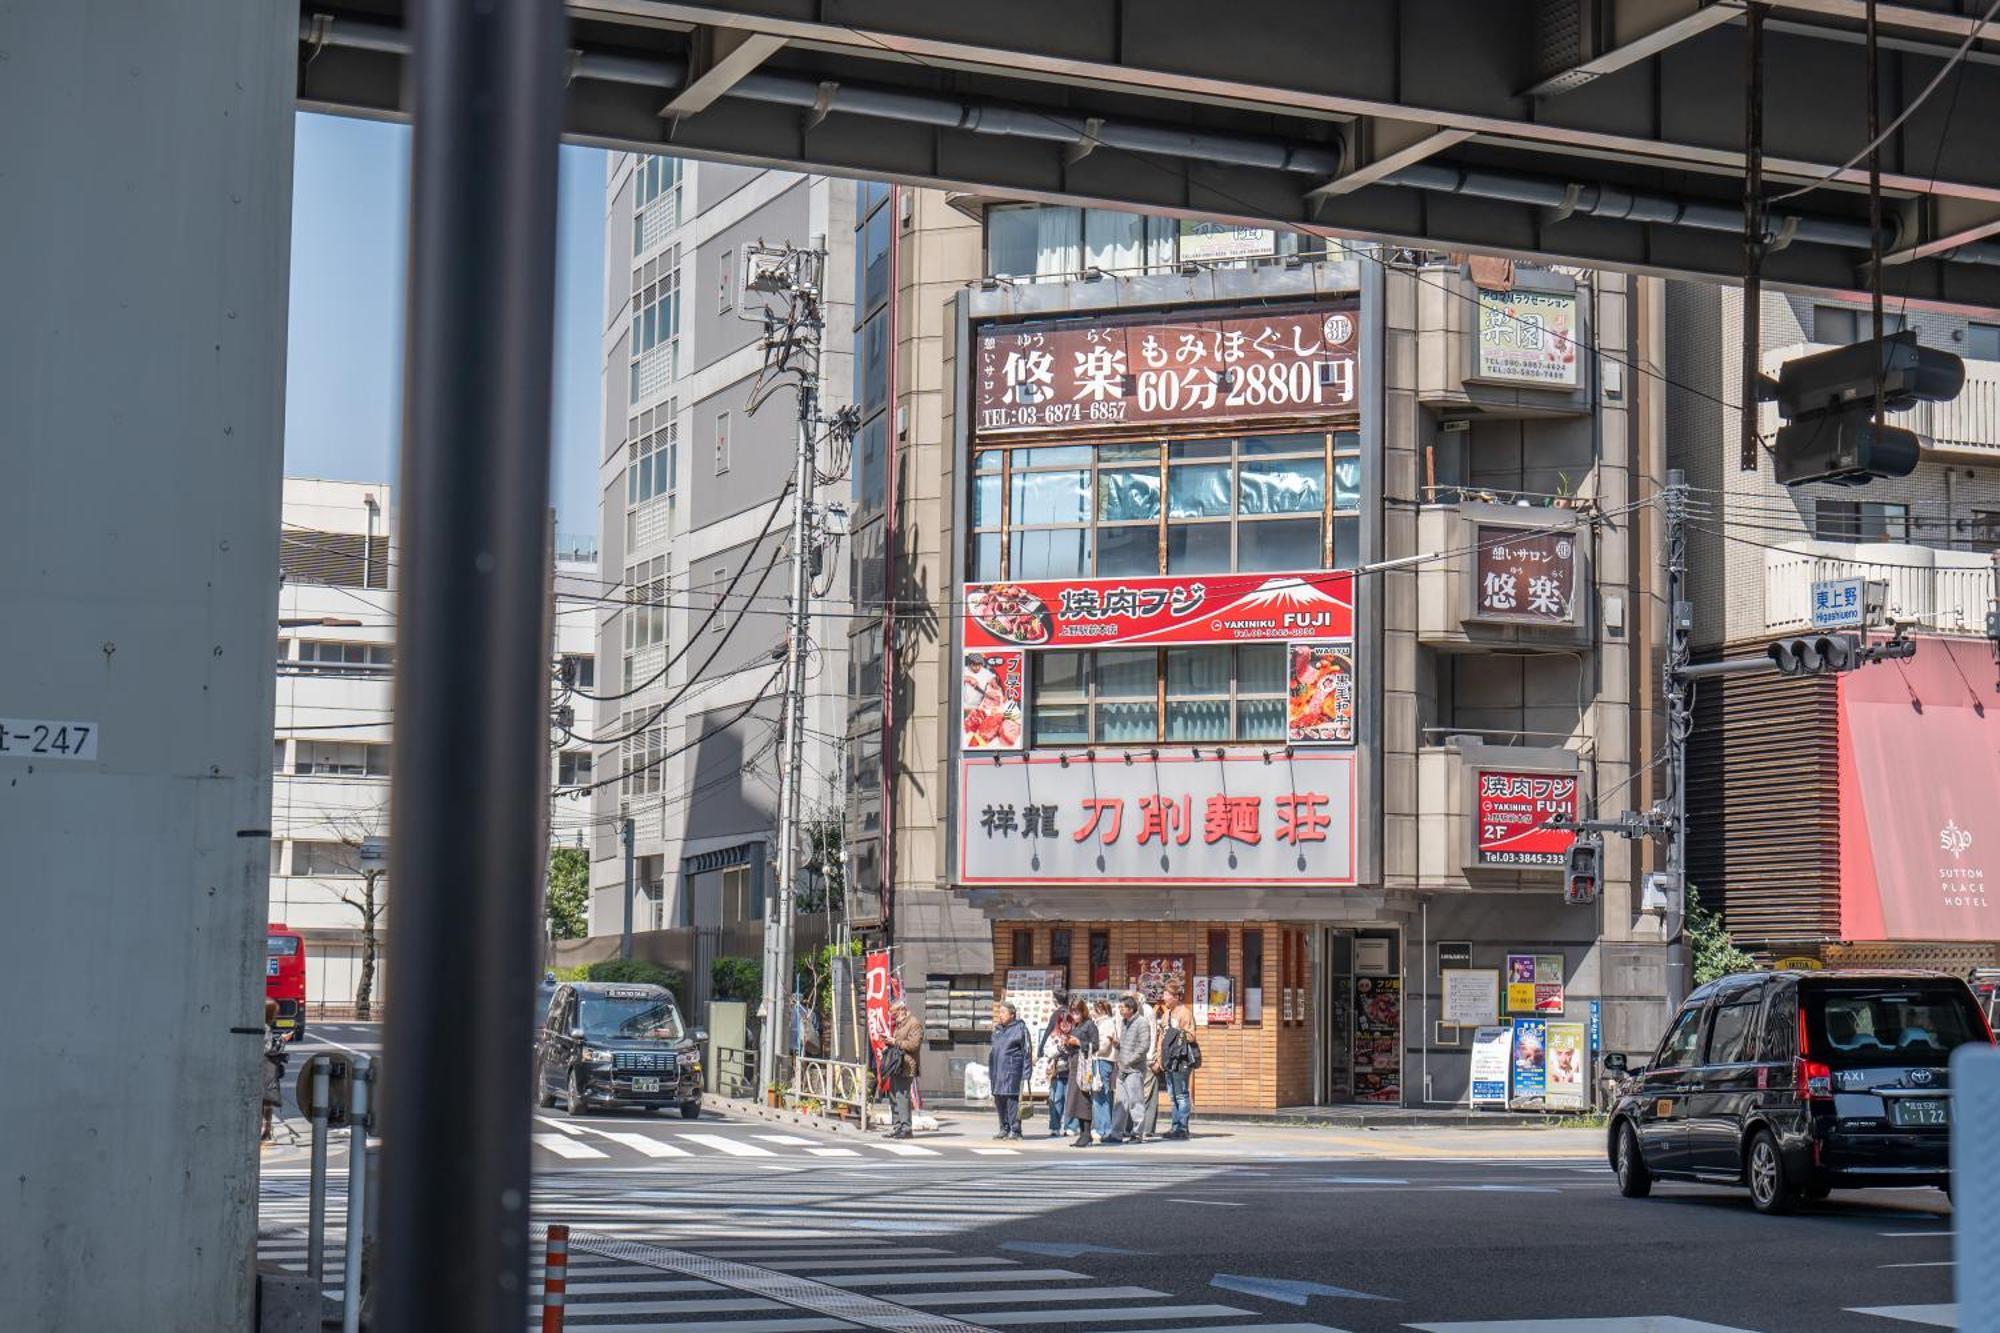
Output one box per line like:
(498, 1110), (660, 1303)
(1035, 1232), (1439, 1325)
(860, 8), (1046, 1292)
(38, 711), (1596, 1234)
(266, 923), (306, 1043)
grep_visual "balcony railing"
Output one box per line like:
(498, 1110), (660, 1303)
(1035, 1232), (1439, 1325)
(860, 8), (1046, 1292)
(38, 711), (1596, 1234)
(1763, 342), (2000, 459)
(1764, 541), (1998, 636)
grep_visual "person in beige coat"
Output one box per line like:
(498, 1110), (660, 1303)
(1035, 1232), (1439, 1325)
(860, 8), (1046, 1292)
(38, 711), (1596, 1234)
(887, 1000), (923, 1138)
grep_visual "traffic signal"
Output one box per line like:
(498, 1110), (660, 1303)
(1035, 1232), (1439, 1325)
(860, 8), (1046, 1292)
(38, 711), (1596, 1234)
(1768, 633), (1861, 676)
(1768, 332), (1963, 486)
(1563, 835), (1602, 906)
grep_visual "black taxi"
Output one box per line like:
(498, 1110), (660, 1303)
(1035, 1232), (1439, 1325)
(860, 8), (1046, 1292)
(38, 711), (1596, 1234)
(1607, 970), (1994, 1213)
(536, 982), (705, 1118)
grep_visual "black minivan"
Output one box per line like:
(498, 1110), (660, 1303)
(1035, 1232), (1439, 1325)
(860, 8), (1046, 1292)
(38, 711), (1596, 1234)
(536, 982), (706, 1118)
(1607, 970), (1994, 1213)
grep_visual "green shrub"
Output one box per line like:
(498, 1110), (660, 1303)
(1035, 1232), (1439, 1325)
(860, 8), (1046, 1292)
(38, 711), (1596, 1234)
(581, 959), (687, 1007)
(712, 956), (763, 1001)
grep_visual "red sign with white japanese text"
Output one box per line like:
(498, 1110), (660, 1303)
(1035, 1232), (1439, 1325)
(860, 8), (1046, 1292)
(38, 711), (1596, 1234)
(864, 950), (897, 1067)
(964, 570), (1353, 652)
(975, 307), (1360, 435)
(1475, 771), (1579, 867)
(957, 751), (1357, 886)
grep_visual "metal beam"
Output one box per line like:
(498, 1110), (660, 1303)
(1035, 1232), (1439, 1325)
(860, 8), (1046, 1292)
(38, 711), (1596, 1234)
(659, 27), (784, 119)
(1526, 0), (1744, 97)
(1309, 121), (1473, 200)
(1766, 0), (2000, 43)
(1885, 196), (2000, 265)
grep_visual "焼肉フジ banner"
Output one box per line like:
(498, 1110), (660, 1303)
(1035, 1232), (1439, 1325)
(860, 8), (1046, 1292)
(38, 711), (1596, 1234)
(976, 307), (1359, 435)
(964, 570), (1353, 652)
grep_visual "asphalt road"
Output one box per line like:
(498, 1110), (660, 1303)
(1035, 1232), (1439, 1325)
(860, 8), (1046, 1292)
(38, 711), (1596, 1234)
(259, 1021), (1958, 1332)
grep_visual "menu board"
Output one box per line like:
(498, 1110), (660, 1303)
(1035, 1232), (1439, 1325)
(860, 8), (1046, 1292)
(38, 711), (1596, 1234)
(1352, 975), (1402, 1104)
(1003, 968), (1068, 1097)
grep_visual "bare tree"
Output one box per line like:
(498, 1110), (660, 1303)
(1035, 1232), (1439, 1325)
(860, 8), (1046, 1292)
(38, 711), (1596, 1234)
(317, 805), (388, 1021)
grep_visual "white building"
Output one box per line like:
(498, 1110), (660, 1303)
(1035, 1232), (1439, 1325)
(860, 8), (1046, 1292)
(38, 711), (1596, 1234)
(588, 154), (851, 941)
(271, 477), (598, 1013)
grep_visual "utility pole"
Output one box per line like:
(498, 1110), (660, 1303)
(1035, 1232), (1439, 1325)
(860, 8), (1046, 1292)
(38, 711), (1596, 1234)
(1662, 470), (1692, 1010)
(620, 815), (635, 961)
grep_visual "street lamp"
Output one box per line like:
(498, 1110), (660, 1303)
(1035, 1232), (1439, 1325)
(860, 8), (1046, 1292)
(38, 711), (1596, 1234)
(279, 616), (365, 629)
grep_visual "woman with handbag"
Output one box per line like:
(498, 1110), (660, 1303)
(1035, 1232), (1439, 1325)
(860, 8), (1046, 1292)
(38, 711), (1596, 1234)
(1160, 984), (1199, 1140)
(1061, 997), (1098, 1147)
(1088, 998), (1117, 1143)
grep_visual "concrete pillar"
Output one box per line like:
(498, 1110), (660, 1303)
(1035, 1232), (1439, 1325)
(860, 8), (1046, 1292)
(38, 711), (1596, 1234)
(0, 3), (295, 1329)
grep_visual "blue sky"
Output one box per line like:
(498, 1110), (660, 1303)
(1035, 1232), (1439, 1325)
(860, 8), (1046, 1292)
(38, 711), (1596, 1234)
(284, 113), (606, 543)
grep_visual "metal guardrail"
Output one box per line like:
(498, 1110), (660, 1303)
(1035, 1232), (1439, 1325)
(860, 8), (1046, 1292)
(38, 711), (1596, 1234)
(1764, 545), (1997, 635)
(789, 1056), (870, 1122)
(712, 1045), (755, 1100)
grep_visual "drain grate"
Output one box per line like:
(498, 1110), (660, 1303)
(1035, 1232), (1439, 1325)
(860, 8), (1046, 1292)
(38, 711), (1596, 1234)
(563, 1232), (1000, 1333)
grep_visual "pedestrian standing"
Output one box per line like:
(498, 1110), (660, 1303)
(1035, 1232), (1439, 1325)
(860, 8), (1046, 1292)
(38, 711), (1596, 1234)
(1160, 984), (1197, 1139)
(1089, 998), (1117, 1144)
(1113, 995), (1154, 1145)
(259, 997), (285, 1143)
(986, 1000), (1031, 1140)
(886, 999), (923, 1139)
(1038, 999), (1075, 1137)
(1062, 997), (1098, 1146)
(1138, 992), (1166, 1142)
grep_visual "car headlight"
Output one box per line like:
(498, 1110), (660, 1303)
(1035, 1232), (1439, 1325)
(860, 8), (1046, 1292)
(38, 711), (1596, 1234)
(581, 1047), (612, 1064)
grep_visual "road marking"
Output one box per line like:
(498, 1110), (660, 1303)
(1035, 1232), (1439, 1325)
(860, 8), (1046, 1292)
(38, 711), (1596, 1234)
(806, 1147), (862, 1157)
(1166, 1197), (1244, 1207)
(971, 1305), (1251, 1326)
(1879, 1231), (1954, 1238)
(1879, 1261), (1955, 1269)
(681, 1133), (779, 1157)
(871, 1141), (941, 1156)
(971, 1147), (1021, 1155)
(1408, 1320), (1758, 1332)
(1427, 1184), (1562, 1194)
(533, 1134), (608, 1160)
(580, 1129), (693, 1158)
(894, 1287), (1166, 1306)
(533, 1116), (581, 1136)
(1846, 1308), (1958, 1329)
(811, 1268), (1081, 1288)
(755, 1134), (824, 1146)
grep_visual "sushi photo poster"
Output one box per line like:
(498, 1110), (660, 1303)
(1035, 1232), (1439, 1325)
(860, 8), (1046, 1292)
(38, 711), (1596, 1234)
(1286, 639), (1356, 745)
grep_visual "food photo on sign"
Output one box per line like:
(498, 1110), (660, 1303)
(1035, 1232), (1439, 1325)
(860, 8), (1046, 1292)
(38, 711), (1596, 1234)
(1286, 641), (1355, 744)
(960, 651), (1024, 751)
(964, 570), (1354, 652)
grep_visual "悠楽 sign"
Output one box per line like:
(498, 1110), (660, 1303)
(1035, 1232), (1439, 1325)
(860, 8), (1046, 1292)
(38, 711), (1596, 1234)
(1474, 289), (1579, 387)
(1475, 771), (1578, 866)
(964, 570), (1353, 653)
(957, 750), (1357, 886)
(1472, 525), (1579, 626)
(975, 306), (1359, 435)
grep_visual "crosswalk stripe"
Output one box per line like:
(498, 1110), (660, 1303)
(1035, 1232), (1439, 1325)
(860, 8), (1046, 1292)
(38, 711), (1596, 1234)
(812, 1268), (1081, 1288)
(754, 1134), (824, 1146)
(971, 1148), (1021, 1155)
(975, 1304), (1250, 1326)
(766, 1256), (1020, 1272)
(1847, 1306), (1958, 1328)
(1408, 1321), (1759, 1332)
(871, 1141), (942, 1156)
(533, 1133), (608, 1160)
(533, 1115), (581, 1135)
(680, 1133), (780, 1157)
(806, 1147), (862, 1157)
(580, 1129), (694, 1158)
(524, 1318), (848, 1333)
(897, 1287), (1168, 1307)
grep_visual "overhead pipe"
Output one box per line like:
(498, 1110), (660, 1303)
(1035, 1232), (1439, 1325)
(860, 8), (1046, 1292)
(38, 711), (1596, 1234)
(301, 14), (1343, 174)
(303, 15), (2000, 266)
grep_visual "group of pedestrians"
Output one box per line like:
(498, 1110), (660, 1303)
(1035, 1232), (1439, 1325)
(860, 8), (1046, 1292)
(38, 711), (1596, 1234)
(987, 987), (1197, 1146)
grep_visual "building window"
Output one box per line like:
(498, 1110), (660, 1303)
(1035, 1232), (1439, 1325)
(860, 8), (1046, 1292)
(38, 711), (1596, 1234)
(626, 405), (678, 512)
(1242, 929), (1264, 1025)
(717, 248), (734, 314)
(629, 247), (680, 403)
(1207, 929), (1230, 987)
(1049, 928), (1073, 977)
(974, 432), (1359, 582)
(1089, 930), (1110, 987)
(620, 710), (666, 797)
(293, 741), (391, 777)
(557, 750), (593, 788)
(1969, 322), (2000, 362)
(985, 204), (1319, 281)
(1011, 928), (1035, 967)
(632, 154), (681, 252)
(714, 411), (732, 474)
(1817, 500), (1910, 544)
(622, 556), (668, 654)
(721, 864), (760, 923)
(1811, 304), (1904, 344)
(1970, 510), (2000, 550)
(292, 840), (361, 877)
(560, 654), (596, 690)
(1031, 644), (1287, 746)
(293, 641), (393, 675)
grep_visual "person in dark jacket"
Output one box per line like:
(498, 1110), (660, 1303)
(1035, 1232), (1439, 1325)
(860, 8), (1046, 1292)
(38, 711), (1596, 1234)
(887, 1000), (923, 1139)
(1062, 997), (1100, 1147)
(986, 1001), (1032, 1140)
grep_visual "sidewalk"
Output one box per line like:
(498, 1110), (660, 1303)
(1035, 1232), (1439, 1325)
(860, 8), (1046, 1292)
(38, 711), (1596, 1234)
(920, 1095), (1590, 1130)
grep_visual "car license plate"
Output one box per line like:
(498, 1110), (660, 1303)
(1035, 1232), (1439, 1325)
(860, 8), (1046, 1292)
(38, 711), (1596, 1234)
(631, 1077), (660, 1093)
(1891, 1097), (1949, 1127)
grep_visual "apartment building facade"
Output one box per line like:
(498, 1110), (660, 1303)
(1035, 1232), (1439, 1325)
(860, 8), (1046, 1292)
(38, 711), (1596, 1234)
(1671, 287), (2000, 975)
(853, 192), (1672, 1109)
(589, 154), (853, 941)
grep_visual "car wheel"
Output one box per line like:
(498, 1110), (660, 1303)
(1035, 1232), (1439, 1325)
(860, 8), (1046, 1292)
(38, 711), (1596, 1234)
(536, 1060), (556, 1109)
(1613, 1122), (1652, 1199)
(1747, 1129), (1796, 1215)
(564, 1069), (588, 1117)
(680, 1102), (702, 1120)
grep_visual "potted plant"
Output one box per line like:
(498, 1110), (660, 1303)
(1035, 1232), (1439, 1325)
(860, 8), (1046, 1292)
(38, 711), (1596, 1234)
(765, 1081), (785, 1109)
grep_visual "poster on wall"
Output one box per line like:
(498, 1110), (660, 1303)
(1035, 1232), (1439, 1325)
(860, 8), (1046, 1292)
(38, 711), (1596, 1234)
(964, 570), (1354, 653)
(1510, 1017), (1549, 1104)
(1178, 220), (1277, 263)
(1441, 969), (1500, 1027)
(1475, 770), (1580, 866)
(1286, 641), (1356, 745)
(960, 650), (1024, 751)
(1245, 985), (1264, 1025)
(1125, 955), (1193, 1004)
(1472, 527), (1579, 627)
(976, 305), (1360, 435)
(1281, 987), (1295, 1023)
(1469, 1025), (1513, 1107)
(1545, 1022), (1588, 1110)
(1474, 288), (1579, 387)
(1505, 954), (1566, 1013)
(1533, 955), (1566, 1013)
(1353, 975), (1402, 1104)
(1206, 975), (1236, 1025)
